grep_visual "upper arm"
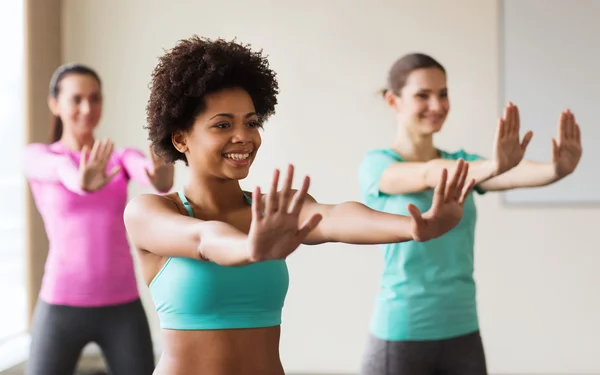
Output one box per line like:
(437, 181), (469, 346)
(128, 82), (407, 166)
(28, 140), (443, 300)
(358, 150), (428, 200)
(123, 194), (202, 259)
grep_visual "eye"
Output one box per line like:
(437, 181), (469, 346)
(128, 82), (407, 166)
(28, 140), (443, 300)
(247, 121), (263, 129)
(214, 122), (231, 129)
(416, 93), (428, 99)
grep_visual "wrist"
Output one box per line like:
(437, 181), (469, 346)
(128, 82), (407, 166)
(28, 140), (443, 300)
(550, 163), (566, 182)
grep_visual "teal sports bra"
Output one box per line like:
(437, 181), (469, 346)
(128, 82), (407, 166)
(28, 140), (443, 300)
(148, 190), (289, 330)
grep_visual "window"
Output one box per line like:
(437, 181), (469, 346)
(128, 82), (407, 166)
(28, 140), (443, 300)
(0, 0), (26, 344)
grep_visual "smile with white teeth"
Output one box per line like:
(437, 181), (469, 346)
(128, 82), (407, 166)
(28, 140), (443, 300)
(224, 153), (251, 161)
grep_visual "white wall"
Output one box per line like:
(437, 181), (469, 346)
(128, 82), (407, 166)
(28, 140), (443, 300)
(62, 0), (600, 374)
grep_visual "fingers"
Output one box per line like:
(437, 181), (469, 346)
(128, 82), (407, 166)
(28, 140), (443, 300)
(265, 168), (280, 214)
(444, 159), (464, 203)
(100, 139), (114, 166)
(87, 138), (114, 168)
(251, 186), (263, 222)
(89, 139), (101, 161)
(279, 164), (295, 213)
(502, 104), (510, 135)
(557, 111), (567, 144)
(288, 175), (311, 215)
(458, 179), (476, 205)
(455, 162), (469, 199)
(575, 122), (581, 144)
(296, 213), (323, 240)
(79, 145), (89, 169)
(431, 168), (448, 207)
(512, 102), (520, 133)
(521, 130), (534, 151)
(496, 118), (506, 139)
(502, 102), (518, 135)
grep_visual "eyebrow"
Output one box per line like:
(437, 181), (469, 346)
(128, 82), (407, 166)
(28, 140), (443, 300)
(209, 112), (258, 120)
(417, 88), (447, 93)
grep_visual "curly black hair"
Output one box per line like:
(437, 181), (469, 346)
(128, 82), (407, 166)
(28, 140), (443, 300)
(145, 35), (279, 164)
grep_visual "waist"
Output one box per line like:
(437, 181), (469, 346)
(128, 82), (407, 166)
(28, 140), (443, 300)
(370, 291), (479, 341)
(40, 261), (139, 307)
(156, 326), (284, 375)
(157, 310), (282, 330)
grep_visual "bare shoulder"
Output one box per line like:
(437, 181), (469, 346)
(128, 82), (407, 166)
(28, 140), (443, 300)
(125, 193), (181, 218)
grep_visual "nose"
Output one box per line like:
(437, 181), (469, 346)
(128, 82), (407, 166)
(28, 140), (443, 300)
(79, 100), (91, 115)
(428, 97), (443, 111)
(231, 125), (253, 143)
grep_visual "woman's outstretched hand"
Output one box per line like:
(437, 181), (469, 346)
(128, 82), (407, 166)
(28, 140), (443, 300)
(492, 102), (533, 175)
(79, 138), (121, 192)
(247, 165), (323, 262)
(408, 159), (476, 242)
(552, 109), (582, 179)
(146, 144), (175, 192)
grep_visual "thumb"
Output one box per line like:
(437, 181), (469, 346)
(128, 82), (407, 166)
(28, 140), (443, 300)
(106, 165), (122, 182)
(297, 213), (323, 240)
(407, 204), (425, 227)
(551, 138), (559, 160)
(520, 131), (533, 151)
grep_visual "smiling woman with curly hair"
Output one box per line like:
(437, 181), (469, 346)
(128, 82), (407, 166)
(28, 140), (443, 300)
(124, 35), (476, 375)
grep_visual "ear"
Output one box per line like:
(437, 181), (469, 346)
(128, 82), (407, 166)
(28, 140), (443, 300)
(47, 96), (59, 116)
(384, 90), (400, 111)
(171, 131), (188, 154)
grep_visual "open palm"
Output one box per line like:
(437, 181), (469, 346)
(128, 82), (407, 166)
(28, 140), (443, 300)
(247, 165), (322, 262)
(408, 160), (476, 242)
(78, 138), (121, 192)
(552, 109), (582, 178)
(146, 144), (175, 190)
(492, 102), (533, 175)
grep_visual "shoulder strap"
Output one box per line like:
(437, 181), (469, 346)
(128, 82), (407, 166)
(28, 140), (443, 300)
(177, 190), (194, 217)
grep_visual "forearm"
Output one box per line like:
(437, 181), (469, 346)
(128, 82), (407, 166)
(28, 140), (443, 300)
(424, 159), (497, 188)
(24, 144), (88, 195)
(56, 161), (90, 195)
(477, 160), (559, 191)
(306, 201), (413, 245)
(198, 221), (253, 266)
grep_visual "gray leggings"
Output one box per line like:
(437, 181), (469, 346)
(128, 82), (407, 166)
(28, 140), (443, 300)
(25, 299), (155, 375)
(360, 330), (488, 375)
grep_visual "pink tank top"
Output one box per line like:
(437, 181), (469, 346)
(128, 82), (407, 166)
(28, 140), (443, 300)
(24, 141), (166, 307)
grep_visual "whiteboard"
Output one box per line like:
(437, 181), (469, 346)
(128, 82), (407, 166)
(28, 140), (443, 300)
(499, 0), (599, 205)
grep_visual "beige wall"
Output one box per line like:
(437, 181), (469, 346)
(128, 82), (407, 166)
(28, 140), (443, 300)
(25, 0), (61, 324)
(60, 0), (600, 374)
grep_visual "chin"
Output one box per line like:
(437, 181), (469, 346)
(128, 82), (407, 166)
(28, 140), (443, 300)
(221, 157), (254, 180)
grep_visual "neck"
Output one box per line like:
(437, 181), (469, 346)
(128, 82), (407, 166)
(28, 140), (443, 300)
(183, 170), (249, 213)
(392, 123), (438, 162)
(60, 132), (95, 152)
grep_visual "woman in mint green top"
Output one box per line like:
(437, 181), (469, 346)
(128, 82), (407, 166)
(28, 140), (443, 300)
(123, 36), (478, 375)
(358, 53), (583, 375)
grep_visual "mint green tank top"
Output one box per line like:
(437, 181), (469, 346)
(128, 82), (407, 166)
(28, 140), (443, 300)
(148, 190), (290, 330)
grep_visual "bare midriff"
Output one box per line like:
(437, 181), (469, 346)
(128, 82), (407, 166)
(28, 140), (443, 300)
(153, 326), (285, 375)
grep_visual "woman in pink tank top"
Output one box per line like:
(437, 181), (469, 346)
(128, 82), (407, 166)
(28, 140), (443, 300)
(23, 63), (174, 375)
